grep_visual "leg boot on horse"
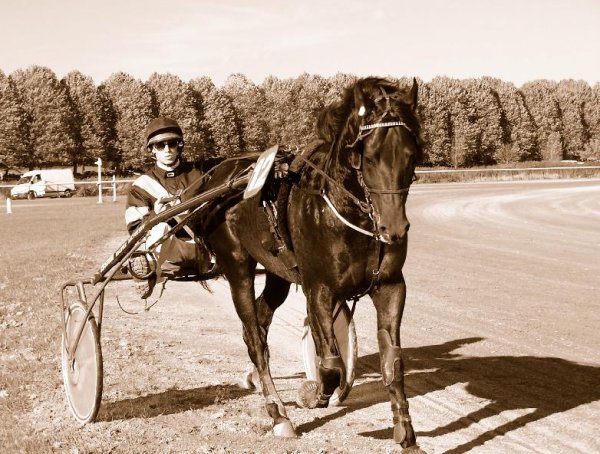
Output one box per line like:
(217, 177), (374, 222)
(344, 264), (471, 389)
(372, 281), (426, 453)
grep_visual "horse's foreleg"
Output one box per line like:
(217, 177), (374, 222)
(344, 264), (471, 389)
(371, 281), (423, 452)
(297, 286), (347, 409)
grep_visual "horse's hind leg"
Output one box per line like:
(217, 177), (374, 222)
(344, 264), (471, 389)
(371, 281), (424, 453)
(241, 273), (291, 386)
(226, 266), (296, 438)
(255, 271), (291, 338)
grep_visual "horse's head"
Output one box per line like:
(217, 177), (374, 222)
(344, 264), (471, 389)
(341, 77), (422, 243)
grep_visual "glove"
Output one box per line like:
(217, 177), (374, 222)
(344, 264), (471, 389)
(273, 162), (289, 179)
(154, 196), (176, 214)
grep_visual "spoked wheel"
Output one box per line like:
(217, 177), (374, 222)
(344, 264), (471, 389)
(61, 300), (103, 424)
(301, 302), (357, 406)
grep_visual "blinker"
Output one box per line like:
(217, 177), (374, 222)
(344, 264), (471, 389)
(350, 150), (362, 170)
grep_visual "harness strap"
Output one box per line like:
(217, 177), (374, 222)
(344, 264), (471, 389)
(294, 153), (372, 213)
(321, 193), (389, 243)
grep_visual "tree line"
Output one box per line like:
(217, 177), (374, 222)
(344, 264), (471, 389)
(0, 66), (598, 174)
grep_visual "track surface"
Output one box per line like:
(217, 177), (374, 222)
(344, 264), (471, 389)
(56, 179), (600, 453)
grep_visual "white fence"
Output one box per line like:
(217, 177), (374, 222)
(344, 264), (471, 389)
(415, 165), (600, 174)
(2, 166), (600, 214)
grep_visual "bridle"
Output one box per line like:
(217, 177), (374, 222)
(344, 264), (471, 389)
(297, 90), (416, 244)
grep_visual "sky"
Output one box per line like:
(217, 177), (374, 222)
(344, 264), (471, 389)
(1, 0), (599, 87)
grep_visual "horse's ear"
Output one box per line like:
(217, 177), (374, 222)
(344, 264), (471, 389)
(353, 84), (367, 116)
(406, 78), (418, 111)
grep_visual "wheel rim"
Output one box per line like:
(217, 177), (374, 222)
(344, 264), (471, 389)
(301, 302), (357, 406)
(61, 301), (103, 423)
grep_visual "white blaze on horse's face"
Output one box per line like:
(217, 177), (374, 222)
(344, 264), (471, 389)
(362, 125), (417, 243)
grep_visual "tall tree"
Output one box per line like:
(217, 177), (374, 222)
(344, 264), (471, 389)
(482, 78), (539, 162)
(63, 71), (114, 173)
(419, 78), (453, 166)
(325, 73), (357, 106)
(441, 78), (482, 167)
(187, 77), (217, 159)
(101, 72), (155, 170)
(555, 79), (591, 160)
(189, 77), (242, 158)
(222, 73), (269, 152)
(521, 80), (565, 161)
(466, 78), (504, 164)
(582, 82), (600, 161)
(293, 73), (330, 146)
(11, 66), (76, 169)
(0, 73), (32, 169)
(261, 73), (328, 148)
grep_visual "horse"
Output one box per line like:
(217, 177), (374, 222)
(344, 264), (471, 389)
(194, 77), (424, 452)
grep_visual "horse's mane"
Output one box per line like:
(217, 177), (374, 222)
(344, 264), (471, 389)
(316, 77), (421, 154)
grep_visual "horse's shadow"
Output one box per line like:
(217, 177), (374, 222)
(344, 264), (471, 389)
(97, 337), (600, 453)
(297, 337), (600, 453)
(97, 384), (253, 421)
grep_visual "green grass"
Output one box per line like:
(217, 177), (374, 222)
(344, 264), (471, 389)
(0, 197), (126, 452)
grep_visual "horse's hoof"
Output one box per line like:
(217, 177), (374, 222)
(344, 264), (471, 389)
(296, 380), (320, 408)
(273, 419), (297, 438)
(238, 367), (261, 392)
(401, 445), (426, 454)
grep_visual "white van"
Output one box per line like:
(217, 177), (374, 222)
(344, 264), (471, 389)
(10, 169), (75, 200)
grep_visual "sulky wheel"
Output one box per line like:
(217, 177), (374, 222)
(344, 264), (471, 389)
(301, 302), (357, 406)
(61, 300), (103, 424)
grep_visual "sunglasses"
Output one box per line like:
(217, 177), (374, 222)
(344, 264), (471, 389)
(151, 139), (181, 151)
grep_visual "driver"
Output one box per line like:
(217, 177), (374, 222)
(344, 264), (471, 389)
(125, 117), (211, 299)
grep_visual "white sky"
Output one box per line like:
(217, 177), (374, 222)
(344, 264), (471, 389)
(1, 0), (599, 87)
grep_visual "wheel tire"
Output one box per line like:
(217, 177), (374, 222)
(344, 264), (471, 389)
(61, 301), (103, 424)
(63, 189), (72, 198)
(301, 302), (357, 406)
(27, 191), (35, 200)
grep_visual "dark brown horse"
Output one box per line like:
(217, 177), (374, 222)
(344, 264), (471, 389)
(195, 77), (424, 452)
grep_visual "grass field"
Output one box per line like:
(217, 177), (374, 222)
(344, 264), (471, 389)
(0, 198), (126, 452)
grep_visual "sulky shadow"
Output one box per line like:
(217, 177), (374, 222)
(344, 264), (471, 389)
(97, 383), (252, 421)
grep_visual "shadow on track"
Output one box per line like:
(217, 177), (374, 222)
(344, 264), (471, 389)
(97, 384), (252, 421)
(297, 337), (600, 452)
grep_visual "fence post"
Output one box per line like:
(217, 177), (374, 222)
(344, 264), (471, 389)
(96, 158), (103, 204)
(112, 175), (117, 202)
(6, 197), (12, 215)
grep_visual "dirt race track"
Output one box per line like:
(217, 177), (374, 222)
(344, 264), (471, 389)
(43, 179), (600, 453)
